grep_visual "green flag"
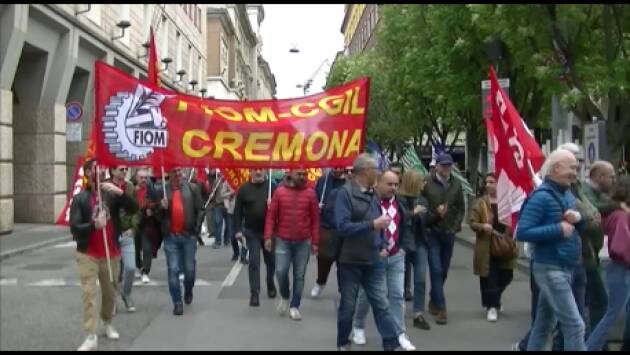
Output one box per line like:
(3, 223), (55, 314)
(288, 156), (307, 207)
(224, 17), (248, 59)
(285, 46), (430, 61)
(400, 146), (428, 175)
(451, 166), (474, 196)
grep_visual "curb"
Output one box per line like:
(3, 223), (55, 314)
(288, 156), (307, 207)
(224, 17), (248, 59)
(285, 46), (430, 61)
(0, 235), (73, 261)
(454, 233), (531, 275)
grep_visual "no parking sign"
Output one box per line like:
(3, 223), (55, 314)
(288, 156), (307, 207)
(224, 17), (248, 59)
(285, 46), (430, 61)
(66, 102), (83, 121)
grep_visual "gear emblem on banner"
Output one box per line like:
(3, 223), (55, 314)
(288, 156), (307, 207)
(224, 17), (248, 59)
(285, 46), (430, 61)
(102, 84), (171, 161)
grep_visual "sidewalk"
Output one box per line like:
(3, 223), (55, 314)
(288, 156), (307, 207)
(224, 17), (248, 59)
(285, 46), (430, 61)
(0, 224), (72, 261)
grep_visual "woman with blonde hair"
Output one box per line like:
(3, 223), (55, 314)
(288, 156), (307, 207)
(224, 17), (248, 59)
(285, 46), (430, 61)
(398, 170), (431, 330)
(469, 173), (516, 323)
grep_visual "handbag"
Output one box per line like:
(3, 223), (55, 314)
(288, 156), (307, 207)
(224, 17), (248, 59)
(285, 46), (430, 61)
(480, 198), (518, 260)
(490, 231), (519, 260)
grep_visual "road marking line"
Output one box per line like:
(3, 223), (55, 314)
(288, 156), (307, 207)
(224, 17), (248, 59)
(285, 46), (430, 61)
(49, 241), (77, 248)
(0, 278), (18, 286)
(221, 261), (243, 287)
(28, 278), (68, 286)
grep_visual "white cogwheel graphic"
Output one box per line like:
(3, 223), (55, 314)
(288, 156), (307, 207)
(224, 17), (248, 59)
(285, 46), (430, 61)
(102, 85), (170, 161)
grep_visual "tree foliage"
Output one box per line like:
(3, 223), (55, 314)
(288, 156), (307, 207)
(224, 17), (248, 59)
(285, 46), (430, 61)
(326, 4), (630, 172)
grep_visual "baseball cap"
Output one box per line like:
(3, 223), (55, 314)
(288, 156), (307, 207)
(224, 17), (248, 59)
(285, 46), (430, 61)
(436, 153), (454, 166)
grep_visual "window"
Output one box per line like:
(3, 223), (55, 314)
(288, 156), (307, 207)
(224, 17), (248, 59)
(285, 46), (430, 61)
(198, 55), (202, 86)
(197, 7), (202, 31)
(188, 45), (193, 84)
(160, 17), (169, 72)
(176, 32), (182, 70)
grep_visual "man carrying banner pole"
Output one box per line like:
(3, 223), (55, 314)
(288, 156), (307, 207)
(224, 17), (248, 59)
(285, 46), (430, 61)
(71, 159), (138, 351)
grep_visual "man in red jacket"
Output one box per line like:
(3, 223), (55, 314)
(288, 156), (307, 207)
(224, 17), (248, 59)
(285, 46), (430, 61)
(264, 168), (320, 321)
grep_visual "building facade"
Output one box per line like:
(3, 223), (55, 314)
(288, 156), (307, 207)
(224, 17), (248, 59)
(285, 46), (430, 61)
(0, 4), (208, 234)
(205, 4), (276, 100)
(340, 4), (380, 57)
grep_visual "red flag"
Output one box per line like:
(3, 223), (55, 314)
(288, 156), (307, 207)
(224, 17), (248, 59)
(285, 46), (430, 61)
(489, 66), (545, 228)
(148, 26), (160, 87)
(56, 157), (86, 226)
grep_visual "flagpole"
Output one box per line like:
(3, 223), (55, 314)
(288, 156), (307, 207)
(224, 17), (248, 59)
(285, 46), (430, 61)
(96, 165), (114, 283)
(268, 168), (272, 204)
(161, 166), (167, 199)
(189, 168), (195, 183)
(319, 169), (329, 205)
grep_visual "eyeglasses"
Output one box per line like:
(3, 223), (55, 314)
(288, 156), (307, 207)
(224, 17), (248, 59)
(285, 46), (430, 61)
(117, 168), (128, 172)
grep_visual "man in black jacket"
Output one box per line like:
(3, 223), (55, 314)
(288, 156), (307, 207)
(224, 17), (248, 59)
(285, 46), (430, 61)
(158, 167), (204, 316)
(234, 168), (277, 307)
(70, 159), (138, 351)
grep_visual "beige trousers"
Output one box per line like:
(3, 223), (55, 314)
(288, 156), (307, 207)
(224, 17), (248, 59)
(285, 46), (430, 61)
(76, 252), (120, 334)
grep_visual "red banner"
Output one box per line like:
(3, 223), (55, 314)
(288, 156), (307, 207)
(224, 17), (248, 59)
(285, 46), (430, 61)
(93, 61), (368, 169)
(489, 66), (545, 228)
(56, 157), (86, 226)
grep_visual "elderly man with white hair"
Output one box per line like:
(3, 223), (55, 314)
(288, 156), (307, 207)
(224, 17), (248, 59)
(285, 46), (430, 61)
(516, 149), (587, 350)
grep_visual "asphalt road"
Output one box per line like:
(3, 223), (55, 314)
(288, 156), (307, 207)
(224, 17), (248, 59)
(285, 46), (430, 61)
(0, 231), (538, 351)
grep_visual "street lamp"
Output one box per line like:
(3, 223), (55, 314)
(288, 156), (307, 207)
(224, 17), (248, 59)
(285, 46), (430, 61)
(111, 20), (131, 41)
(160, 57), (172, 72)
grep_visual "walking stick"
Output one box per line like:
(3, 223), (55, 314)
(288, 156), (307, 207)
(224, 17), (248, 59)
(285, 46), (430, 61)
(96, 165), (114, 283)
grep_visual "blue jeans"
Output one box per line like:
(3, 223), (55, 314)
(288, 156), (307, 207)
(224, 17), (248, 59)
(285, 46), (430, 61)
(213, 206), (228, 245)
(552, 263), (588, 350)
(412, 244), (428, 314)
(427, 230), (456, 310)
(274, 237), (310, 308)
(354, 252), (406, 333)
(163, 235), (197, 305)
(586, 261), (630, 350)
(526, 262), (586, 351)
(337, 261), (400, 350)
(119, 232), (136, 298)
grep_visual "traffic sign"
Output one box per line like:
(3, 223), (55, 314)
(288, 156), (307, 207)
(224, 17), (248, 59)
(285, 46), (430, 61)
(66, 102), (83, 121)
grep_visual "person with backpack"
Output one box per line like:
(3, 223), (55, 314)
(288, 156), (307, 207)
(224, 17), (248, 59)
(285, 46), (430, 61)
(310, 167), (348, 298)
(516, 149), (587, 350)
(585, 175), (630, 350)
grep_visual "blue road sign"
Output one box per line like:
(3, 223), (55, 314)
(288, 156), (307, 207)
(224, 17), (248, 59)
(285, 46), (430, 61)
(66, 102), (83, 121)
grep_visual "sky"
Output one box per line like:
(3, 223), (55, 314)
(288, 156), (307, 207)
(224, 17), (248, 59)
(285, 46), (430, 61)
(260, 4), (345, 99)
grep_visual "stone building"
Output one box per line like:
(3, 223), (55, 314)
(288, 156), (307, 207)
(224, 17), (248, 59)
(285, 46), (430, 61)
(0, 4), (208, 234)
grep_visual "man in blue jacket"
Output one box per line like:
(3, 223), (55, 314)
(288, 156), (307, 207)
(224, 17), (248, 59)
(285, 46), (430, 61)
(516, 149), (586, 350)
(334, 154), (415, 351)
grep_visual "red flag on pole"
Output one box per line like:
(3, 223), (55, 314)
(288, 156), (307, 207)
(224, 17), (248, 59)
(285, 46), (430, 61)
(148, 26), (160, 87)
(488, 66), (545, 228)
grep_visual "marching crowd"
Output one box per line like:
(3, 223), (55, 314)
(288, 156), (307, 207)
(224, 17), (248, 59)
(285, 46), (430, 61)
(69, 147), (630, 351)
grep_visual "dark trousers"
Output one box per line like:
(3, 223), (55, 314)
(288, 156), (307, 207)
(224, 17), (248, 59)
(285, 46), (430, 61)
(134, 229), (155, 275)
(244, 229), (275, 295)
(404, 251), (413, 294)
(585, 263), (608, 331)
(316, 228), (335, 286)
(479, 258), (513, 309)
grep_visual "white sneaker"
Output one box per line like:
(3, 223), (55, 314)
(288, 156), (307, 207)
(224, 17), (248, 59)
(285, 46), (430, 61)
(289, 307), (302, 321)
(310, 284), (324, 298)
(352, 328), (366, 345)
(179, 273), (184, 281)
(102, 322), (120, 340)
(487, 307), (498, 322)
(397, 333), (416, 351)
(77, 334), (98, 351)
(277, 298), (289, 316)
(135, 269), (142, 278)
(141, 274), (150, 284)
